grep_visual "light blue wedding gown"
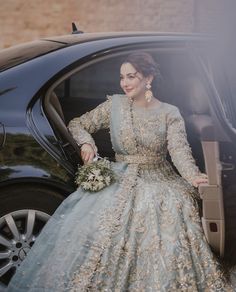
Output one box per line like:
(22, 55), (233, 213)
(7, 95), (233, 291)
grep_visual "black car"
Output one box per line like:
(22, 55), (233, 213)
(0, 30), (236, 286)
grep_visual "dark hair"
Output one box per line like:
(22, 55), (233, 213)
(122, 51), (161, 79)
(122, 51), (162, 97)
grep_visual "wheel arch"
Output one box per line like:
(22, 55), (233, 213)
(0, 178), (74, 201)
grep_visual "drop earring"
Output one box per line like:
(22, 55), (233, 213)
(145, 82), (153, 103)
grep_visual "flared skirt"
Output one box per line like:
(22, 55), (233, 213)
(7, 161), (232, 291)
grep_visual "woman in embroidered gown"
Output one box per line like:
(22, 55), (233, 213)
(7, 52), (233, 291)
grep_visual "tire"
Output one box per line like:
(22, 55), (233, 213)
(0, 185), (64, 286)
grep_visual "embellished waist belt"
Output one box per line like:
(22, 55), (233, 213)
(115, 154), (164, 164)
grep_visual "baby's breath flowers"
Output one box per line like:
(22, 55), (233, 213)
(75, 157), (116, 192)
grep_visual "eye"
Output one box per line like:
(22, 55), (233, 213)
(128, 75), (135, 79)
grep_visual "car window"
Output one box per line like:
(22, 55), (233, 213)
(208, 58), (236, 129)
(0, 41), (65, 72)
(50, 49), (209, 169)
(55, 55), (122, 124)
(55, 49), (210, 124)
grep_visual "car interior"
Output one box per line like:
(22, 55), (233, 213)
(43, 48), (226, 257)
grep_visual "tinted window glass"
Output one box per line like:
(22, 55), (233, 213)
(0, 41), (65, 72)
(209, 57), (236, 129)
(55, 50), (209, 123)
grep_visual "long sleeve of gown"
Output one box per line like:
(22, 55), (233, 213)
(167, 106), (207, 185)
(67, 96), (111, 150)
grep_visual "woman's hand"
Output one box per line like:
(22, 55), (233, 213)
(80, 143), (96, 164)
(192, 176), (208, 188)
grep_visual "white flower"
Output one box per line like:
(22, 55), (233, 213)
(75, 157), (115, 192)
(91, 169), (101, 176)
(88, 173), (95, 180)
(92, 184), (97, 191)
(96, 175), (104, 182)
(81, 182), (91, 190)
(105, 176), (111, 185)
(97, 182), (105, 189)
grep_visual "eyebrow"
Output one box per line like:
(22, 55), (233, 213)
(120, 71), (138, 76)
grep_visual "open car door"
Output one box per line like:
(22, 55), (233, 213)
(192, 49), (236, 259)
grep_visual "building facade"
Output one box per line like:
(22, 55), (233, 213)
(0, 0), (233, 49)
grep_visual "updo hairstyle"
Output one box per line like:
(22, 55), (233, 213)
(122, 51), (161, 97)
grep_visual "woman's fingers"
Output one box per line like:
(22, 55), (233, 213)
(82, 152), (94, 163)
(192, 177), (208, 187)
(86, 152), (94, 163)
(80, 144), (96, 164)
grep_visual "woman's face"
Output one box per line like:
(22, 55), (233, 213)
(120, 62), (147, 99)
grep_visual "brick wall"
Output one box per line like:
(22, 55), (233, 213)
(76, 0), (194, 33)
(0, 0), (233, 49)
(0, 0), (195, 49)
(0, 0), (79, 48)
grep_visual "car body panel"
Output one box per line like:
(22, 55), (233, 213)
(0, 129), (73, 193)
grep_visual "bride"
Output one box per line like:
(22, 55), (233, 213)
(7, 52), (233, 291)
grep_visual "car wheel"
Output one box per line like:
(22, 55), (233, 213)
(0, 186), (63, 286)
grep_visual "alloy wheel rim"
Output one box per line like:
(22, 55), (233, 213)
(0, 209), (50, 283)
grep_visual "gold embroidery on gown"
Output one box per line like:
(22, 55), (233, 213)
(67, 96), (111, 151)
(66, 94), (232, 291)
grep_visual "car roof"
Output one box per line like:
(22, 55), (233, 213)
(44, 31), (208, 44)
(0, 31), (209, 72)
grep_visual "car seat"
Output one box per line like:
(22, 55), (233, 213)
(44, 91), (82, 165)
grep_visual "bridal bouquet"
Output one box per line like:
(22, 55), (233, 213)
(75, 156), (116, 192)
